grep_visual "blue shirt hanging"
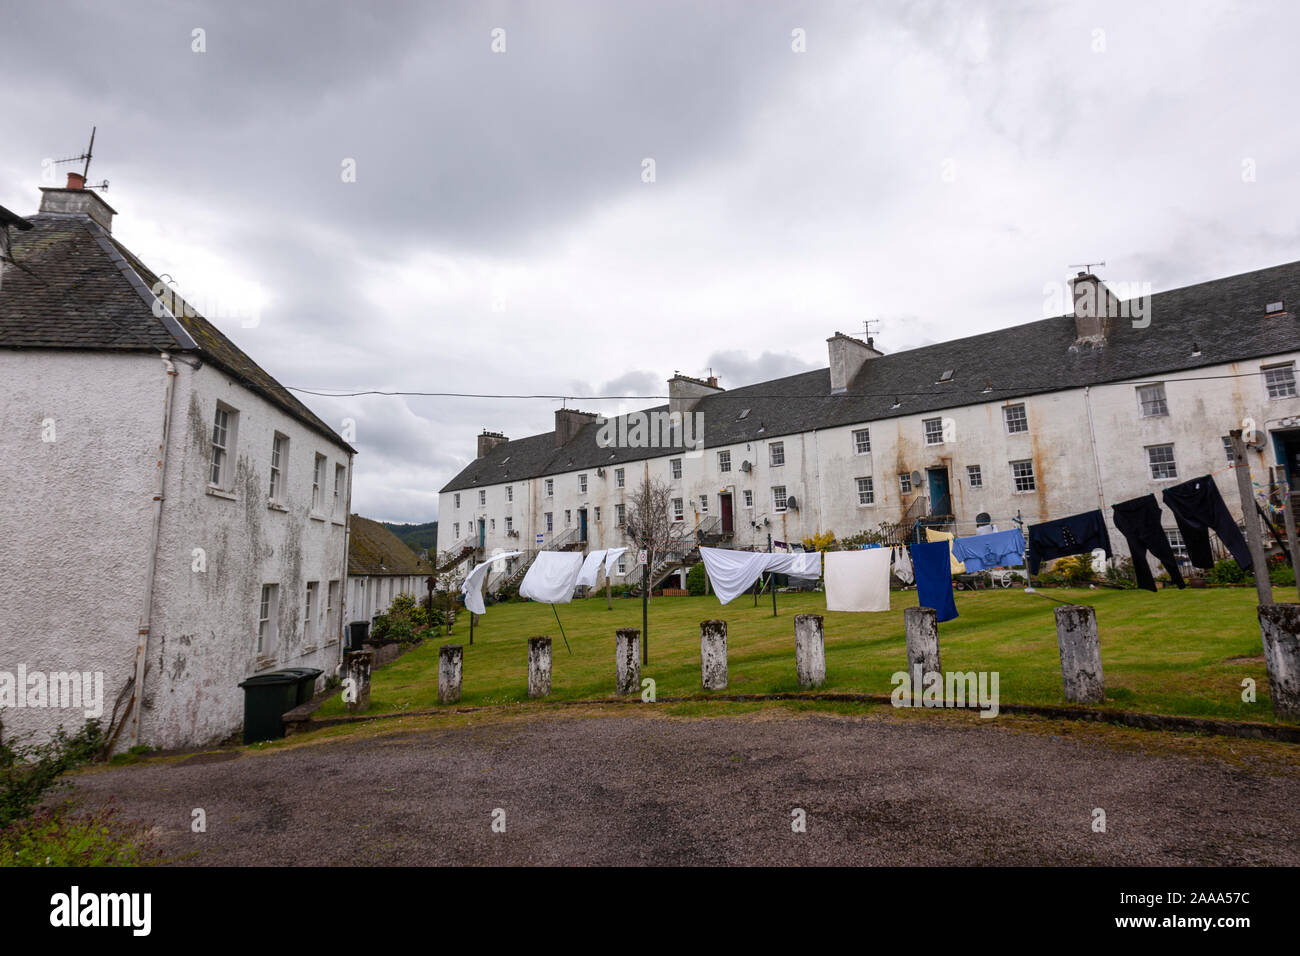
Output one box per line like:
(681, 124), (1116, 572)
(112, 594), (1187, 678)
(910, 541), (958, 623)
(952, 528), (1026, 571)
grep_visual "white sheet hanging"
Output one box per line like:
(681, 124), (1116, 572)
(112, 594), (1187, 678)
(824, 549), (891, 612)
(519, 551), (585, 604)
(460, 551), (523, 615)
(892, 545), (914, 585)
(699, 547), (776, 605)
(603, 547), (629, 577)
(765, 551), (822, 579)
(575, 549), (608, 588)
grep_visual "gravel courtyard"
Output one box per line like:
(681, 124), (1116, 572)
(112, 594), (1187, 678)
(69, 708), (1300, 866)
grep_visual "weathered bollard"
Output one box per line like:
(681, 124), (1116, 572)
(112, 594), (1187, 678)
(1258, 604), (1300, 719)
(345, 649), (372, 714)
(700, 619), (728, 690)
(794, 614), (825, 688)
(1054, 605), (1104, 703)
(904, 606), (941, 678)
(615, 628), (641, 695)
(528, 636), (552, 698)
(438, 644), (463, 704)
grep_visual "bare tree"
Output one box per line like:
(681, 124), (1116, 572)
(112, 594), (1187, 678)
(624, 476), (692, 663)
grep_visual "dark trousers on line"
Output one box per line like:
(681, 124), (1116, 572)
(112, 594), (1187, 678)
(1161, 475), (1252, 571)
(1112, 494), (1185, 592)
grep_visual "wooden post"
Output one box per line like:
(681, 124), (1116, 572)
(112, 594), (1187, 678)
(1258, 604), (1300, 719)
(1283, 483), (1300, 602)
(438, 644), (463, 704)
(615, 628), (640, 694)
(904, 606), (941, 677)
(344, 649), (372, 714)
(700, 619), (728, 690)
(527, 636), (551, 699)
(1231, 429), (1274, 606)
(1053, 605), (1105, 703)
(794, 614), (825, 688)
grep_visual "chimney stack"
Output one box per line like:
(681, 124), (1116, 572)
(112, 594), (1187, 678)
(1069, 272), (1121, 346)
(476, 430), (508, 458)
(554, 408), (598, 447)
(667, 373), (724, 419)
(66, 172), (85, 190)
(826, 332), (884, 393)
(38, 178), (116, 233)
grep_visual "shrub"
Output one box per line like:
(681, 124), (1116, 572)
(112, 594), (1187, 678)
(685, 562), (708, 596)
(801, 530), (836, 552)
(1105, 558), (1137, 589)
(370, 592), (431, 645)
(1268, 557), (1295, 587)
(1205, 558), (1248, 586)
(1048, 554), (1097, 585)
(0, 800), (151, 867)
(0, 720), (105, 829)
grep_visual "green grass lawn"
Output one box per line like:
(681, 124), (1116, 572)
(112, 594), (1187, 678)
(316, 586), (1296, 724)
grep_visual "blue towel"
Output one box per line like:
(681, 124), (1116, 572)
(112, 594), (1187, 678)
(952, 529), (1026, 572)
(910, 541), (958, 623)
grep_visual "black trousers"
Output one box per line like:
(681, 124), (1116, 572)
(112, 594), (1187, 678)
(1112, 494), (1185, 591)
(1161, 475), (1252, 571)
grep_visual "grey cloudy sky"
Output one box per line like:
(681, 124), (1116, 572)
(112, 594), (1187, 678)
(3, 0), (1297, 523)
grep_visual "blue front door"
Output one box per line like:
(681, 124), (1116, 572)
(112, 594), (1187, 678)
(578, 509), (588, 542)
(478, 519), (485, 548)
(928, 468), (951, 516)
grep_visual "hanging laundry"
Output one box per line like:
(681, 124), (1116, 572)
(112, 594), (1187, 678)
(824, 549), (891, 612)
(910, 541), (958, 623)
(925, 528), (966, 573)
(1111, 494), (1185, 591)
(603, 547), (629, 577)
(1026, 509), (1112, 574)
(892, 545), (914, 585)
(952, 529), (1026, 572)
(460, 551), (523, 615)
(519, 551), (585, 604)
(699, 547), (775, 605)
(575, 549), (609, 588)
(975, 523), (1000, 535)
(765, 551), (822, 580)
(1161, 475), (1252, 571)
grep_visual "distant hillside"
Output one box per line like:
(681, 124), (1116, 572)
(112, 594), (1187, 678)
(381, 520), (438, 555)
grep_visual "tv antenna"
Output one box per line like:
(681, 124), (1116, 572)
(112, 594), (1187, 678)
(1068, 260), (1105, 274)
(51, 126), (108, 191)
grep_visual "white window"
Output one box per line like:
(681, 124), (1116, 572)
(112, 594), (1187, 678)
(505, 516), (513, 534)
(853, 428), (871, 455)
(327, 580), (339, 641)
(616, 503), (626, 526)
(718, 450), (731, 473)
(579, 474), (588, 494)
(312, 454), (326, 512)
(545, 479), (554, 497)
(269, 434), (287, 502)
(617, 557), (627, 575)
(453, 522), (460, 538)
(334, 463), (345, 516)
(670, 459), (682, 479)
(672, 497), (684, 521)
(616, 468), (625, 488)
(454, 493), (461, 509)
(1166, 527), (1188, 561)
(923, 418), (944, 445)
(304, 581), (318, 645)
(209, 404), (236, 488)
(594, 506), (601, 522)
(545, 512), (553, 532)
(699, 495), (708, 513)
(769, 442), (785, 467)
(856, 476), (874, 506)
(966, 465), (983, 488)
(1146, 443), (1178, 480)
(506, 485), (513, 503)
(1010, 459), (1036, 493)
(898, 473), (912, 494)
(772, 485), (788, 512)
(1137, 383), (1168, 417)
(1003, 403), (1028, 434)
(1264, 362), (1298, 399)
(257, 584), (279, 656)
(478, 489), (486, 507)
(743, 490), (753, 509)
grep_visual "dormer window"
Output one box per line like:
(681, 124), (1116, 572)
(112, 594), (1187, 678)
(1266, 300), (1286, 317)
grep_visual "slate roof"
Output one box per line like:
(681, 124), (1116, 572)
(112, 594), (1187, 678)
(442, 258), (1300, 493)
(0, 212), (355, 454)
(348, 515), (433, 576)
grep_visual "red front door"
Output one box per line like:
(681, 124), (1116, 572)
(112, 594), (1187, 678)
(720, 493), (734, 535)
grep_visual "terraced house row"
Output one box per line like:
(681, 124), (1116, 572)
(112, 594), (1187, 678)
(439, 262), (1300, 590)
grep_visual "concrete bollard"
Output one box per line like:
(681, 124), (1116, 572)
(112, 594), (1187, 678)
(700, 619), (728, 690)
(1258, 604), (1300, 719)
(438, 644), (463, 704)
(794, 614), (826, 689)
(904, 606), (941, 678)
(528, 636), (552, 699)
(344, 649), (372, 714)
(1054, 605), (1105, 704)
(615, 628), (641, 695)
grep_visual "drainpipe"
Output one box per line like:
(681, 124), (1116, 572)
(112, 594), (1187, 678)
(339, 452), (355, 674)
(125, 352), (179, 750)
(1083, 386), (1106, 512)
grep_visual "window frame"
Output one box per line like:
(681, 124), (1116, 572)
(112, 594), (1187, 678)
(967, 464), (983, 489)
(1146, 443), (1178, 480)
(853, 428), (871, 455)
(257, 583), (279, 656)
(1136, 382), (1169, 418)
(769, 442), (785, 467)
(1010, 459), (1036, 493)
(922, 418), (945, 446)
(1003, 403), (1028, 435)
(1263, 362), (1298, 400)
(269, 433), (288, 503)
(855, 476), (875, 506)
(669, 458), (683, 480)
(898, 473), (912, 494)
(209, 403), (237, 489)
(717, 450), (731, 473)
(772, 485), (788, 513)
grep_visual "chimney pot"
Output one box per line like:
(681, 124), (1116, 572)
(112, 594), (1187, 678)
(66, 172), (85, 190)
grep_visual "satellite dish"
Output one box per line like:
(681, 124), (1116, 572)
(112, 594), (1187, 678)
(786, 495), (799, 511)
(911, 470), (923, 485)
(976, 512), (992, 527)
(740, 461), (752, 473)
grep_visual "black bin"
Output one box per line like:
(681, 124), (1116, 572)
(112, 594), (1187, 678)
(347, 620), (370, 652)
(237, 670), (300, 744)
(280, 667), (324, 706)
